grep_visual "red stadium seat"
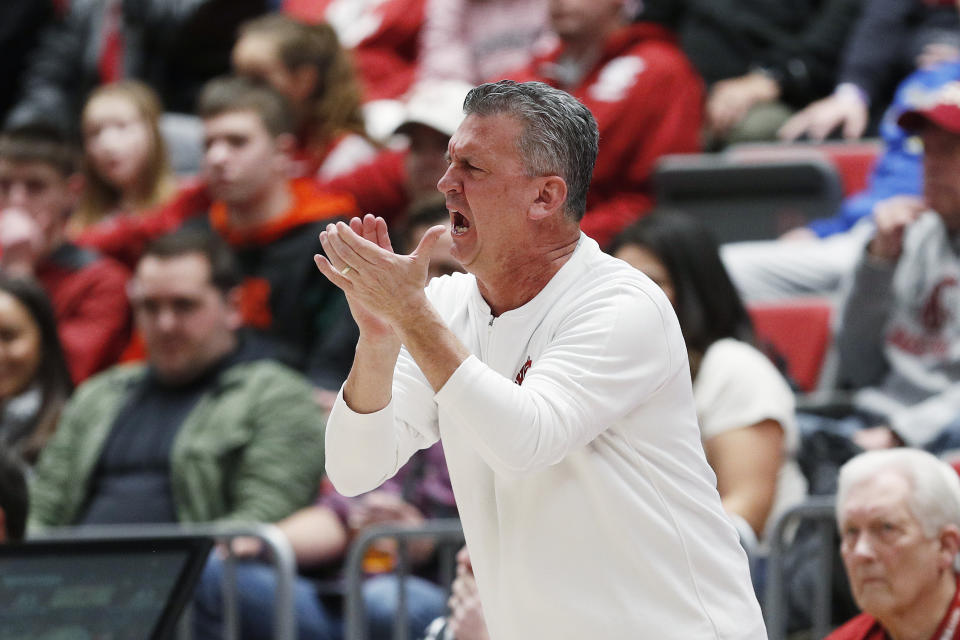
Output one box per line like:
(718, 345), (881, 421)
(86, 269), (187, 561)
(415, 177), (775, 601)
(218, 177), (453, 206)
(748, 299), (834, 393)
(726, 140), (882, 197)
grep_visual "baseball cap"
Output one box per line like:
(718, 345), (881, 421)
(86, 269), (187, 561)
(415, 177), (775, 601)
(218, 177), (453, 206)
(898, 81), (960, 134)
(395, 80), (475, 138)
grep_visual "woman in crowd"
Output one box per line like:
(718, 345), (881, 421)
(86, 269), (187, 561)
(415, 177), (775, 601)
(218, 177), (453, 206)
(232, 13), (378, 181)
(73, 81), (178, 234)
(72, 81), (209, 268)
(609, 211), (807, 541)
(0, 276), (72, 465)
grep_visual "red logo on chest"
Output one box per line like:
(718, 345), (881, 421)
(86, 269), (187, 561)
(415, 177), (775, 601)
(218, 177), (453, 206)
(515, 357), (533, 385)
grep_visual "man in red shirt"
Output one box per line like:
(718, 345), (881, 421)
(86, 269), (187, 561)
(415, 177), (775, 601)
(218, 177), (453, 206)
(0, 125), (130, 382)
(828, 449), (960, 640)
(501, 0), (703, 248)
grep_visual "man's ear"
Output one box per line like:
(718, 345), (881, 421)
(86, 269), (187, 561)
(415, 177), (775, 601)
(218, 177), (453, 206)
(937, 524), (960, 569)
(528, 176), (568, 221)
(224, 286), (245, 331)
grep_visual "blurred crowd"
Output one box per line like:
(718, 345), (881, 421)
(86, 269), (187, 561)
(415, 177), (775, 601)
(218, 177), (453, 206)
(2, 0), (960, 638)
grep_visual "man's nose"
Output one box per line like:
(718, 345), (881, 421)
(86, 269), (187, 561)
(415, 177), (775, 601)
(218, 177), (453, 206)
(7, 183), (29, 208)
(437, 165), (459, 194)
(155, 307), (179, 331)
(205, 140), (229, 168)
(851, 533), (876, 559)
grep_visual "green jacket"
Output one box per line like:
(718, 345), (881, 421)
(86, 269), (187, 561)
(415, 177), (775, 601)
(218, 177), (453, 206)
(29, 359), (326, 531)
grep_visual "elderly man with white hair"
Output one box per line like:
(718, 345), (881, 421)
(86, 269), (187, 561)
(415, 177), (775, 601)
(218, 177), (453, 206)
(828, 449), (960, 640)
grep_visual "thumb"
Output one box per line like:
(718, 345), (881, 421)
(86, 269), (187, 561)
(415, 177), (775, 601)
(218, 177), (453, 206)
(410, 224), (447, 263)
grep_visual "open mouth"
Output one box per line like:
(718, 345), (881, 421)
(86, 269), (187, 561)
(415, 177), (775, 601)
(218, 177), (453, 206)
(451, 211), (471, 236)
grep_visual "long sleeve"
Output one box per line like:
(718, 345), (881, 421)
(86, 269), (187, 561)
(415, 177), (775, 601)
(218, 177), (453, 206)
(5, 1), (92, 130)
(891, 386), (960, 448)
(837, 0), (917, 102)
(219, 366), (327, 524)
(836, 252), (896, 389)
(28, 395), (90, 530)
(756, 0), (860, 107)
(325, 344), (441, 497)
(48, 258), (132, 384)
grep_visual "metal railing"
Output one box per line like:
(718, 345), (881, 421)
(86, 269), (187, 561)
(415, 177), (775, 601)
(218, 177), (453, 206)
(764, 496), (837, 640)
(33, 522), (297, 640)
(342, 519), (465, 640)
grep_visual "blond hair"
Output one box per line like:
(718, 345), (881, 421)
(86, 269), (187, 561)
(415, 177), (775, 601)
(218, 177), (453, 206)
(75, 80), (176, 229)
(238, 14), (369, 150)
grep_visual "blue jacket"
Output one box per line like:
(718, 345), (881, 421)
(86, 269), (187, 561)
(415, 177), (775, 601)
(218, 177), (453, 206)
(810, 60), (960, 237)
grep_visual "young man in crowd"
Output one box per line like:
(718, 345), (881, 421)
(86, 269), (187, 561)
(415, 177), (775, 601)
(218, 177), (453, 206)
(0, 124), (130, 382)
(196, 75), (359, 396)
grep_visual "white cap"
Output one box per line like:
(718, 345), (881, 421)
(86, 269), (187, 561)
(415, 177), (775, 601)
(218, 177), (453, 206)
(395, 80), (475, 137)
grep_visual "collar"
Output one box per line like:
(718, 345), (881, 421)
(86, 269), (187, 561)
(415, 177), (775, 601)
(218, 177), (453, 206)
(930, 574), (960, 640)
(209, 178), (357, 247)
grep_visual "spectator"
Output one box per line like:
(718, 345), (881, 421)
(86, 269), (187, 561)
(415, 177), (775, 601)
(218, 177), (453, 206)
(639, 0), (859, 146)
(196, 76), (359, 394)
(5, 0), (271, 133)
(610, 212), (806, 540)
(780, 0), (960, 141)
(284, 0), (427, 102)
(320, 80), (473, 227)
(0, 446), (27, 542)
(418, 0), (554, 85)
(826, 449), (960, 640)
(0, 125), (131, 383)
(723, 59), (960, 303)
(503, 0), (703, 248)
(0, 277), (72, 466)
(28, 228), (325, 532)
(70, 80), (211, 269)
(233, 14), (379, 181)
(73, 81), (177, 233)
(194, 200), (460, 640)
(798, 81), (960, 460)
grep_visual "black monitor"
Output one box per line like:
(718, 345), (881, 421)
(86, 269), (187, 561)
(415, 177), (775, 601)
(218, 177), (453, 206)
(0, 536), (213, 640)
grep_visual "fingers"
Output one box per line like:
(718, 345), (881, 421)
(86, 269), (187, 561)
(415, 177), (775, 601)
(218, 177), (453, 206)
(313, 253), (352, 289)
(777, 109), (809, 141)
(335, 220), (395, 265)
(842, 105), (868, 140)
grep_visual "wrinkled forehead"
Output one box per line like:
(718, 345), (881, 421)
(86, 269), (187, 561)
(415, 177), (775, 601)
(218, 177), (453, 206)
(840, 472), (917, 524)
(447, 113), (525, 162)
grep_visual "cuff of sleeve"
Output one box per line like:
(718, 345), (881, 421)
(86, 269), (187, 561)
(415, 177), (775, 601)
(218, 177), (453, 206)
(834, 82), (869, 107)
(329, 385), (395, 433)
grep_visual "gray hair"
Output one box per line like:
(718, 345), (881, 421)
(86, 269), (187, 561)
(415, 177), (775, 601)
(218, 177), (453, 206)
(837, 449), (960, 539)
(462, 80), (599, 221)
